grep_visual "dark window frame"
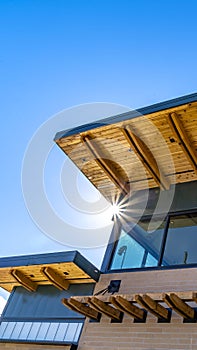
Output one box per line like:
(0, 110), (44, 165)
(101, 208), (197, 273)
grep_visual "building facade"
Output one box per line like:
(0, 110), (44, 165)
(0, 93), (197, 349)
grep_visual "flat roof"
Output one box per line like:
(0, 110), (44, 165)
(54, 93), (197, 202)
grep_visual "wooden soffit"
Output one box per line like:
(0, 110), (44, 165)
(55, 94), (197, 203)
(0, 251), (99, 292)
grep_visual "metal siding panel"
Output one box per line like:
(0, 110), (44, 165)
(18, 322), (32, 340)
(0, 321), (83, 343)
(44, 322), (59, 341)
(27, 322), (41, 340)
(73, 323), (83, 342)
(65, 323), (78, 342)
(3, 284), (94, 320)
(0, 322), (8, 338)
(36, 322), (50, 341)
(1, 322), (15, 339)
(54, 323), (69, 341)
(10, 322), (24, 339)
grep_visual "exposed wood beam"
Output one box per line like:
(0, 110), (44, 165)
(110, 295), (145, 320)
(192, 292), (197, 304)
(168, 112), (197, 174)
(82, 135), (130, 195)
(135, 294), (169, 320)
(41, 267), (70, 290)
(122, 126), (170, 190)
(88, 296), (122, 321)
(10, 269), (37, 292)
(62, 298), (100, 320)
(71, 290), (197, 304)
(163, 293), (195, 319)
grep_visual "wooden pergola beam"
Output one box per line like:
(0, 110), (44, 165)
(10, 269), (37, 292)
(88, 296), (122, 321)
(41, 266), (70, 291)
(135, 294), (169, 320)
(192, 292), (197, 303)
(82, 135), (130, 195)
(122, 126), (170, 190)
(62, 298), (100, 320)
(110, 295), (145, 320)
(71, 290), (197, 304)
(163, 293), (195, 319)
(168, 112), (197, 174)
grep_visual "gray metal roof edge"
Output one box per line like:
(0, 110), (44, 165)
(54, 92), (197, 140)
(0, 250), (77, 267)
(74, 252), (100, 281)
(0, 250), (100, 281)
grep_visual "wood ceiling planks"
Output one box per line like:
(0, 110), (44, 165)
(0, 262), (96, 292)
(55, 102), (197, 202)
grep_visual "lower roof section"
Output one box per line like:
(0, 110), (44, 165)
(0, 251), (100, 292)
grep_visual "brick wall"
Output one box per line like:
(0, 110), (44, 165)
(78, 268), (197, 350)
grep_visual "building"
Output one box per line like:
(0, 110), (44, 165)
(0, 92), (197, 349)
(0, 251), (99, 349)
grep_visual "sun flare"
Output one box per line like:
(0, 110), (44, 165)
(112, 203), (120, 216)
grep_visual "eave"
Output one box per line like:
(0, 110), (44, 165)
(0, 251), (100, 292)
(54, 93), (197, 203)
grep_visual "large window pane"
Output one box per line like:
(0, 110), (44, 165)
(110, 217), (165, 270)
(162, 213), (197, 265)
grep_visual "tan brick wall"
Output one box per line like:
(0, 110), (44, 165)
(78, 268), (197, 350)
(0, 343), (71, 349)
(93, 268), (197, 295)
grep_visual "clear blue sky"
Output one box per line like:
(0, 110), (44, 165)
(0, 0), (197, 301)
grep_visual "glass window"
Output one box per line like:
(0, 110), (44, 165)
(110, 217), (165, 270)
(162, 213), (197, 266)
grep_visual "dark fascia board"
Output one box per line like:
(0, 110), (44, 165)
(0, 339), (78, 348)
(54, 92), (197, 140)
(0, 251), (100, 282)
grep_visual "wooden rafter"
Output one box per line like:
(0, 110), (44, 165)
(168, 112), (197, 174)
(82, 135), (130, 195)
(122, 126), (170, 190)
(62, 298), (100, 320)
(135, 294), (169, 320)
(88, 296), (122, 321)
(163, 293), (195, 319)
(10, 269), (37, 292)
(41, 266), (70, 290)
(110, 295), (145, 320)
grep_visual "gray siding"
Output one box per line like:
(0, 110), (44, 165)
(2, 284), (94, 320)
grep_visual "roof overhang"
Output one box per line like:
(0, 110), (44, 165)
(54, 93), (197, 203)
(0, 251), (100, 292)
